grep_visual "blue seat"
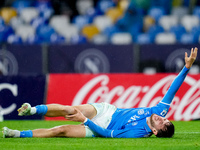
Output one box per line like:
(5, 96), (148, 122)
(135, 33), (153, 44)
(40, 8), (54, 20)
(179, 33), (195, 44)
(34, 0), (54, 20)
(147, 25), (164, 42)
(85, 7), (99, 22)
(26, 35), (42, 44)
(0, 25), (14, 43)
(70, 35), (88, 44)
(190, 26), (200, 43)
(31, 17), (48, 29)
(102, 25), (120, 38)
(128, 23), (142, 41)
(50, 33), (66, 44)
(148, 7), (166, 22)
(72, 15), (91, 30)
(0, 17), (5, 27)
(36, 25), (56, 43)
(7, 34), (23, 44)
(34, 0), (52, 12)
(96, 0), (115, 15)
(169, 25), (186, 41)
(12, 0), (34, 13)
(193, 7), (200, 18)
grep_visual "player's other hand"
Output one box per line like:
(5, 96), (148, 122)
(65, 108), (86, 123)
(185, 47), (198, 69)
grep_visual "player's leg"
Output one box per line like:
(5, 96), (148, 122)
(3, 124), (86, 138)
(44, 104), (76, 117)
(18, 103), (97, 120)
(32, 124), (86, 138)
(46, 104), (97, 119)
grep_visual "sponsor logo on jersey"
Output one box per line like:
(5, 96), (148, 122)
(138, 109), (144, 115)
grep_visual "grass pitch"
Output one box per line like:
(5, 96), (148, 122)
(0, 120), (199, 150)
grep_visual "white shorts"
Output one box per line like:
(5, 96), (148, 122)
(85, 102), (117, 137)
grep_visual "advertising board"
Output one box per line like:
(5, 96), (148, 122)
(46, 73), (200, 121)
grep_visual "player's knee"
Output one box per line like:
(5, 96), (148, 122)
(51, 126), (67, 136)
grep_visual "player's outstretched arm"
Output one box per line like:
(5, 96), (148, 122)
(160, 47), (198, 106)
(185, 47), (198, 69)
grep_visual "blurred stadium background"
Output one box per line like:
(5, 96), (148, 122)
(0, 0), (200, 45)
(0, 0), (199, 121)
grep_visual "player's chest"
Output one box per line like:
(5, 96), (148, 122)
(127, 108), (151, 123)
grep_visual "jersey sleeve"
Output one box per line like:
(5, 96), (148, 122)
(84, 119), (112, 138)
(160, 66), (189, 105)
(84, 119), (143, 138)
(152, 66), (189, 117)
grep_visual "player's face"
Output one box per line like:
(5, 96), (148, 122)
(150, 114), (170, 130)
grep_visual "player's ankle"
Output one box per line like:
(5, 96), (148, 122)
(20, 130), (33, 138)
(35, 105), (48, 115)
(30, 107), (36, 115)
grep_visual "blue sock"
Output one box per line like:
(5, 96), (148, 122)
(20, 130), (33, 138)
(35, 105), (48, 115)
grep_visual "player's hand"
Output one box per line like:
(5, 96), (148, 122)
(185, 47), (198, 69)
(65, 108), (86, 122)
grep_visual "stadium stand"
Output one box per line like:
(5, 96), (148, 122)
(171, 6), (188, 22)
(143, 16), (155, 32)
(158, 15), (178, 31)
(111, 32), (132, 44)
(82, 24), (100, 40)
(92, 34), (108, 44)
(93, 15), (113, 32)
(135, 33), (153, 44)
(49, 15), (70, 32)
(169, 25), (186, 41)
(19, 7), (39, 24)
(7, 33), (23, 44)
(72, 15), (91, 30)
(0, 0), (199, 44)
(179, 33), (196, 44)
(155, 32), (176, 44)
(147, 6), (166, 23)
(15, 24), (35, 42)
(180, 15), (199, 32)
(0, 7), (17, 24)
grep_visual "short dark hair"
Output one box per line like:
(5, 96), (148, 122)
(156, 121), (175, 138)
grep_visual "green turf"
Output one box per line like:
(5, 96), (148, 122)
(0, 120), (199, 150)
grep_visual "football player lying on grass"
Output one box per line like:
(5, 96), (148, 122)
(3, 47), (198, 138)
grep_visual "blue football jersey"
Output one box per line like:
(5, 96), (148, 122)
(84, 66), (189, 138)
(106, 102), (169, 138)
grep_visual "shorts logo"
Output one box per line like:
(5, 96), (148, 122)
(0, 50), (18, 75)
(74, 48), (110, 73)
(165, 48), (190, 72)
